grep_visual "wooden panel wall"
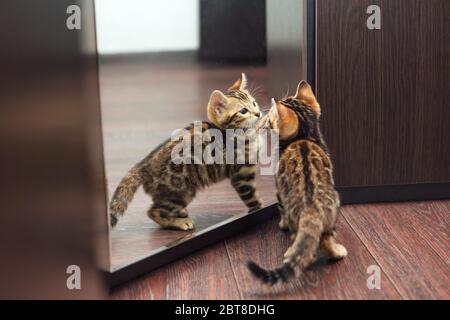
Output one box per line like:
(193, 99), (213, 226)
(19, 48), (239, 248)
(316, 0), (450, 187)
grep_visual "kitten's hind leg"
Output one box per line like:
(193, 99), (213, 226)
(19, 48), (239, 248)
(147, 204), (194, 231)
(320, 232), (347, 260)
(230, 165), (263, 212)
(277, 192), (289, 231)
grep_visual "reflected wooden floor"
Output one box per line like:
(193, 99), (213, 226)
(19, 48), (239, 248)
(99, 52), (276, 269)
(111, 200), (450, 299)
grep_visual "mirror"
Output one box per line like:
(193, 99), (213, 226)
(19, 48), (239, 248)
(95, 0), (308, 279)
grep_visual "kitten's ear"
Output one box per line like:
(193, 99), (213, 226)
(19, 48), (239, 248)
(208, 90), (228, 117)
(276, 101), (296, 122)
(229, 73), (248, 91)
(272, 98), (299, 139)
(294, 80), (321, 116)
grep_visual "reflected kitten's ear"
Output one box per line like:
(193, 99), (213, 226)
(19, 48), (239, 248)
(229, 73), (248, 91)
(269, 98), (280, 121)
(208, 90), (228, 117)
(294, 80), (321, 116)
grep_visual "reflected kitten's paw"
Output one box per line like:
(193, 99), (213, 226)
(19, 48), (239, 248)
(149, 211), (195, 231)
(166, 217), (195, 231)
(248, 200), (263, 213)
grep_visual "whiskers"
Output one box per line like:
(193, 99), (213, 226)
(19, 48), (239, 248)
(248, 84), (264, 100)
(281, 85), (291, 100)
(255, 85), (292, 114)
(260, 106), (271, 113)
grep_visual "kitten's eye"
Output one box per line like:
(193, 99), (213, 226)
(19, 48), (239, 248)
(239, 108), (249, 115)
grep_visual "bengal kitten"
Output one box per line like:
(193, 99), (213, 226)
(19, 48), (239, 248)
(109, 74), (263, 231)
(248, 80), (347, 285)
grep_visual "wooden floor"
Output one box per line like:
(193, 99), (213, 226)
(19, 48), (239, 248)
(111, 200), (450, 299)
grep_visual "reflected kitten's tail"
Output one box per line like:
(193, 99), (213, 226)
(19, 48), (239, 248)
(109, 165), (142, 228)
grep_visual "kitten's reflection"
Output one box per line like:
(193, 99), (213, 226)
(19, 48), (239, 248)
(109, 74), (263, 232)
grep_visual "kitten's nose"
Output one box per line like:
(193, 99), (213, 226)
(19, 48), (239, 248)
(256, 112), (261, 118)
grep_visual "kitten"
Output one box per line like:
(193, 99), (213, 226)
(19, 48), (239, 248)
(109, 74), (263, 230)
(248, 80), (347, 285)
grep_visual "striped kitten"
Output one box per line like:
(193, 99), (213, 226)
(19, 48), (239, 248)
(248, 81), (347, 284)
(109, 74), (263, 231)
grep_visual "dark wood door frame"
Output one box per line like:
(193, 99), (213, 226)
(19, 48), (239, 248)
(312, 0), (450, 204)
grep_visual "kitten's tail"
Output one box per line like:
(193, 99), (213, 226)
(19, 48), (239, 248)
(247, 208), (323, 285)
(109, 165), (142, 228)
(247, 260), (295, 285)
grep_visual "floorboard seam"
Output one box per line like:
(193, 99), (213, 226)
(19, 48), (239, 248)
(340, 211), (405, 299)
(224, 240), (244, 300)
